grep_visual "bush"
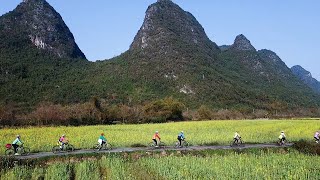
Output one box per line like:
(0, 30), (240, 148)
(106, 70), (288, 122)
(213, 109), (244, 120)
(29, 102), (67, 125)
(0, 104), (16, 126)
(143, 97), (185, 123)
(197, 105), (213, 120)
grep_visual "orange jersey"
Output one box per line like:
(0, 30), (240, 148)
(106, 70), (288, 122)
(152, 133), (160, 140)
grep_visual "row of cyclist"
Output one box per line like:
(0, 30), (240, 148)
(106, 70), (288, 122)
(7, 131), (320, 155)
(151, 131), (291, 147)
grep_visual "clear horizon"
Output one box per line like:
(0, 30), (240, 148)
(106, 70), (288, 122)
(1, 0), (320, 80)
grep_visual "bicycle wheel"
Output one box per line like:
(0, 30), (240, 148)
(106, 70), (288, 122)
(183, 141), (189, 147)
(159, 142), (166, 147)
(106, 143), (112, 150)
(149, 142), (156, 147)
(230, 141), (236, 147)
(93, 144), (101, 151)
(66, 144), (74, 152)
(22, 147), (30, 155)
(173, 141), (179, 148)
(239, 140), (245, 147)
(52, 146), (61, 154)
(5, 149), (14, 156)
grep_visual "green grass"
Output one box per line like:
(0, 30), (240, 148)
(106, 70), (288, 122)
(1, 149), (320, 179)
(0, 120), (319, 154)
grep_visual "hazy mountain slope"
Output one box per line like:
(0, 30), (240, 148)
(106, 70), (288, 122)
(291, 65), (320, 94)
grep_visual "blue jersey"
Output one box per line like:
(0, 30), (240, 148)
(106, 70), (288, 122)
(178, 133), (185, 139)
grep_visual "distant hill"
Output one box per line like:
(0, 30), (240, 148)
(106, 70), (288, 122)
(0, 0), (319, 111)
(0, 0), (88, 105)
(291, 65), (320, 94)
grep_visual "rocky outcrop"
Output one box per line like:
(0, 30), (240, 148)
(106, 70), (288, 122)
(130, 0), (219, 58)
(231, 34), (256, 51)
(0, 0), (86, 59)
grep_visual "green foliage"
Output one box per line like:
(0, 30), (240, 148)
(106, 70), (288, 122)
(45, 164), (72, 180)
(1, 150), (320, 179)
(143, 97), (185, 123)
(1, 0), (320, 114)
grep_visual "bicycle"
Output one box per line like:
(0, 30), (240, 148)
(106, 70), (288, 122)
(5, 144), (30, 156)
(92, 142), (112, 151)
(52, 142), (75, 154)
(230, 138), (244, 147)
(278, 138), (288, 146)
(149, 141), (166, 148)
(174, 139), (189, 148)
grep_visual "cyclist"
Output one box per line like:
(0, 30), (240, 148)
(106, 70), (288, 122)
(233, 132), (241, 144)
(58, 134), (68, 150)
(278, 131), (286, 143)
(98, 133), (107, 146)
(152, 131), (161, 147)
(314, 131), (320, 143)
(12, 135), (23, 155)
(177, 131), (185, 147)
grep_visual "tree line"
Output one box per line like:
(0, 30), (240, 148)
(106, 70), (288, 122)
(1, 97), (320, 126)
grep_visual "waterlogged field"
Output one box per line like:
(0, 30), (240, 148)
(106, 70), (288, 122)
(1, 150), (320, 179)
(0, 120), (319, 154)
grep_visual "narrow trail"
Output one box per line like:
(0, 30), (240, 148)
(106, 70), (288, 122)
(11, 143), (294, 160)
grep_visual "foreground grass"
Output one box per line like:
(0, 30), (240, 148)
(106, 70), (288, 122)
(1, 149), (320, 179)
(0, 120), (319, 154)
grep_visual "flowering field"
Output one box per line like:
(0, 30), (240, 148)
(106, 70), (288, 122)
(0, 120), (318, 154)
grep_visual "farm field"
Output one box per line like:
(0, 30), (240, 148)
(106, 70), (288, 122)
(1, 149), (320, 179)
(0, 120), (319, 154)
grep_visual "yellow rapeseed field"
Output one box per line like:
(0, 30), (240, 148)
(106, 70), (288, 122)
(0, 120), (318, 153)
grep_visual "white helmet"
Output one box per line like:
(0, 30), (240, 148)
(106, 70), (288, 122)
(16, 135), (20, 138)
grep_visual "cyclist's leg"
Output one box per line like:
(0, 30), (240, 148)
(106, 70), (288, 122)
(178, 138), (182, 146)
(12, 144), (18, 153)
(153, 139), (157, 146)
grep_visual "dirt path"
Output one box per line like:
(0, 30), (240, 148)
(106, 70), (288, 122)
(10, 143), (294, 160)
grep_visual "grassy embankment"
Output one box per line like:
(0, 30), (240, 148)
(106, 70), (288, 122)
(1, 148), (320, 179)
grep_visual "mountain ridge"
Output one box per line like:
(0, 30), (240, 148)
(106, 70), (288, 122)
(291, 65), (320, 94)
(0, 0), (319, 111)
(0, 0), (86, 59)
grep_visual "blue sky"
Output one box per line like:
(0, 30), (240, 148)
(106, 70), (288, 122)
(1, 0), (320, 80)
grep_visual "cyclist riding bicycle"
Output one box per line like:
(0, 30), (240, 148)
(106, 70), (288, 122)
(58, 134), (68, 150)
(177, 131), (185, 147)
(152, 131), (161, 147)
(12, 135), (23, 155)
(278, 131), (286, 142)
(98, 133), (107, 146)
(314, 131), (320, 143)
(233, 132), (241, 143)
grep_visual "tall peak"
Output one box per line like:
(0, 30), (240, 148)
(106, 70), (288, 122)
(0, 0), (86, 59)
(129, 0), (219, 57)
(231, 34), (256, 51)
